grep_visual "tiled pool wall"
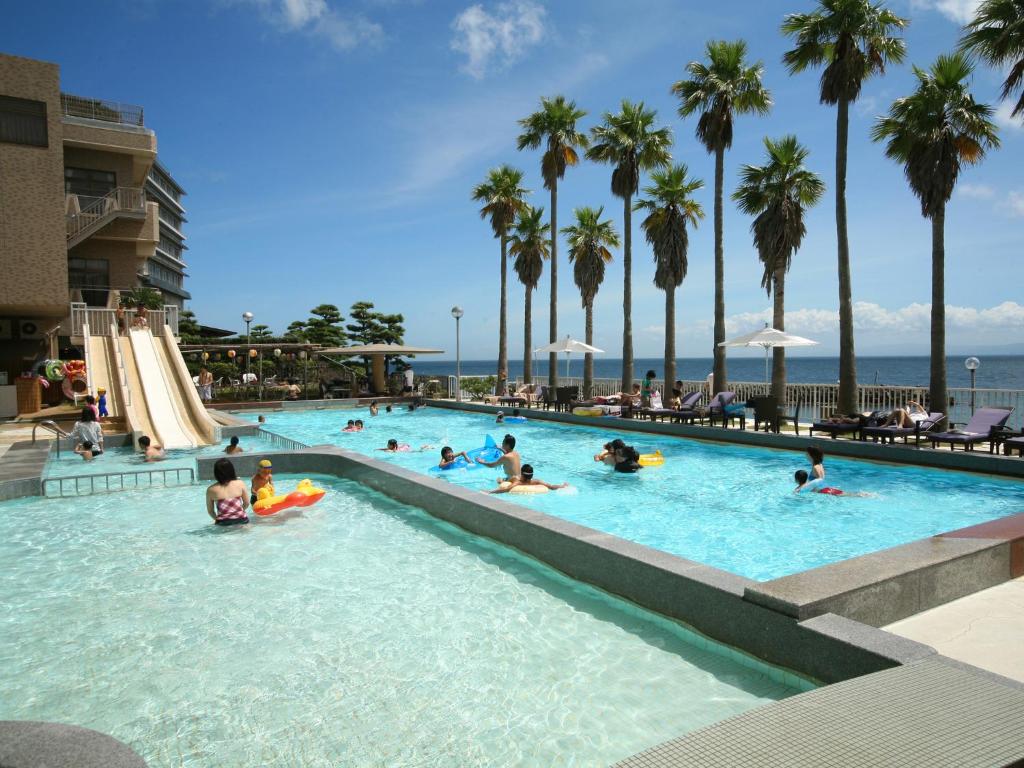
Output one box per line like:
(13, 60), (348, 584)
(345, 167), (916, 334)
(196, 447), (937, 685)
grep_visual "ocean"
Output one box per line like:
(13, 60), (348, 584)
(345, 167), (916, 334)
(410, 355), (1024, 390)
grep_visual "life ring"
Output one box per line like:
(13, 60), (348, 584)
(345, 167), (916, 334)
(43, 360), (65, 382)
(638, 451), (664, 467)
(62, 375), (87, 400)
(572, 407), (604, 417)
(253, 479), (326, 516)
(498, 481), (549, 495)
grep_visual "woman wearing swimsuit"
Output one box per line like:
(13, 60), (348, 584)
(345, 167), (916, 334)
(206, 458), (250, 526)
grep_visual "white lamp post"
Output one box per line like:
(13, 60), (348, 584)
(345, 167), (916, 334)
(242, 311), (254, 383)
(965, 357), (980, 414)
(451, 306), (464, 401)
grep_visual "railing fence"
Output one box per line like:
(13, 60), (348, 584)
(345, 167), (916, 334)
(43, 467), (194, 497)
(69, 303), (180, 338)
(66, 186), (146, 242)
(258, 428), (310, 452)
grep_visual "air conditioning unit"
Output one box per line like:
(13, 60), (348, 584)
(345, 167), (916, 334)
(19, 320), (43, 340)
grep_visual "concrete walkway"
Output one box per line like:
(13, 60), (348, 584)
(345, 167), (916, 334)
(885, 577), (1024, 685)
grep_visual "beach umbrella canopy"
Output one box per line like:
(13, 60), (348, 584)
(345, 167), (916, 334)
(718, 325), (818, 382)
(534, 335), (604, 380)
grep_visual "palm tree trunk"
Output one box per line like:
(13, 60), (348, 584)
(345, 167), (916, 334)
(771, 264), (787, 403)
(584, 301), (594, 398)
(836, 96), (858, 414)
(929, 205), (947, 415)
(712, 143), (727, 394)
(523, 284), (533, 385)
(621, 194), (633, 392)
(664, 286), (676, 394)
(498, 235), (509, 395)
(549, 182), (558, 390)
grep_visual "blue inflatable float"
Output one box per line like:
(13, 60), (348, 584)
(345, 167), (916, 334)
(428, 435), (503, 474)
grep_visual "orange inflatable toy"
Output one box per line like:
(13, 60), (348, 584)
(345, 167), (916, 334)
(253, 479), (326, 517)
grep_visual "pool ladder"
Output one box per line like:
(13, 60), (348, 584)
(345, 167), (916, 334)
(32, 421), (70, 456)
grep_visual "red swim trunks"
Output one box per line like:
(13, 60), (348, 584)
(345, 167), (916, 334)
(817, 487), (844, 496)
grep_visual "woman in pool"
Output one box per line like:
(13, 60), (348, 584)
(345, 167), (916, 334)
(794, 470), (870, 497)
(613, 444), (642, 473)
(806, 446), (825, 483)
(69, 407), (104, 456)
(489, 464), (567, 494)
(224, 436), (243, 454)
(206, 458), (250, 526)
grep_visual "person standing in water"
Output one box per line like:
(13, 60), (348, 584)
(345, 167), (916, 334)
(475, 434), (521, 481)
(206, 459), (250, 526)
(251, 459), (274, 504)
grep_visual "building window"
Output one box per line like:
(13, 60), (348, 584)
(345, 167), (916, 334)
(68, 257), (109, 306)
(0, 95), (48, 147)
(158, 235), (183, 260)
(147, 261), (183, 288)
(65, 167), (117, 208)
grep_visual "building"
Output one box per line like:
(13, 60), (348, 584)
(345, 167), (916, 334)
(0, 51), (189, 382)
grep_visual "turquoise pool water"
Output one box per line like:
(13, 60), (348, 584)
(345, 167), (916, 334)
(0, 477), (797, 767)
(246, 408), (1024, 581)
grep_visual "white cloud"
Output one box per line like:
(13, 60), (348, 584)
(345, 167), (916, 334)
(231, 0), (383, 51)
(910, 0), (981, 23)
(993, 101), (1024, 131)
(718, 301), (1024, 336)
(450, 0), (546, 79)
(957, 182), (995, 199)
(1003, 190), (1024, 218)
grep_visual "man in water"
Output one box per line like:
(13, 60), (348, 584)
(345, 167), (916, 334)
(489, 464), (567, 494)
(138, 435), (164, 462)
(475, 434), (521, 481)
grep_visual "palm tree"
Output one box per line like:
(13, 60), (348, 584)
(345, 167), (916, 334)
(564, 207), (620, 398)
(471, 165), (529, 395)
(733, 136), (825, 402)
(508, 206), (551, 384)
(587, 100), (672, 392)
(782, 0), (908, 414)
(517, 96), (589, 390)
(961, 0), (1024, 118)
(672, 39), (771, 395)
(872, 53), (999, 414)
(634, 164), (705, 390)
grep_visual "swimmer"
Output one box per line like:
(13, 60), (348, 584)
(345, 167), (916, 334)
(594, 438), (625, 466)
(474, 434), (521, 481)
(806, 446), (825, 482)
(613, 444), (642, 473)
(489, 464), (567, 494)
(439, 446), (473, 469)
(224, 436), (244, 454)
(138, 435), (164, 462)
(369, 401), (379, 417)
(495, 410), (505, 424)
(378, 439), (411, 452)
(794, 470), (870, 497)
(343, 420), (357, 432)
(385, 405), (393, 413)
(75, 440), (96, 461)
(258, 415), (266, 424)
(251, 459), (274, 504)
(354, 419), (365, 431)
(206, 458), (250, 526)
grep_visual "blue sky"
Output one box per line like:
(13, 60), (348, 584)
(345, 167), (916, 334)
(5, 0), (1022, 358)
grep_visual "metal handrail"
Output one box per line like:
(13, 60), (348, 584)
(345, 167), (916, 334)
(33, 421), (70, 456)
(66, 186), (146, 242)
(60, 93), (144, 126)
(43, 466), (195, 498)
(258, 428), (309, 452)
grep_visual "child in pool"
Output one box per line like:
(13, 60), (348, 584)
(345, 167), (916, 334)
(378, 439), (411, 452)
(138, 435), (164, 462)
(75, 441), (96, 461)
(224, 436), (244, 454)
(794, 470), (870, 496)
(251, 459), (274, 504)
(495, 410), (505, 424)
(594, 439), (625, 466)
(369, 401), (379, 417)
(439, 446), (473, 469)
(489, 464), (567, 494)
(343, 420), (357, 432)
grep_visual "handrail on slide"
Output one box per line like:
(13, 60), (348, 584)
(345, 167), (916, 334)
(32, 421), (70, 457)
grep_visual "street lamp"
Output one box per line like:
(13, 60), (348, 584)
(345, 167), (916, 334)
(451, 305), (464, 401)
(242, 311), (254, 384)
(965, 357), (980, 414)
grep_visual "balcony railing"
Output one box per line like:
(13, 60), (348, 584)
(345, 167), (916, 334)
(70, 302), (180, 338)
(60, 93), (144, 127)
(66, 186), (146, 245)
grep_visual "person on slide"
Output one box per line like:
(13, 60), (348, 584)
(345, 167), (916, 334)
(475, 434), (521, 481)
(793, 470), (870, 497)
(206, 458), (250, 526)
(489, 464), (567, 494)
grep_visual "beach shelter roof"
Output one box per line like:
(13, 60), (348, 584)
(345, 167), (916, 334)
(718, 325), (818, 383)
(534, 336), (604, 355)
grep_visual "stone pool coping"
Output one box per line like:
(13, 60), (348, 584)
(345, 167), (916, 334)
(427, 399), (1024, 478)
(195, 446), (935, 685)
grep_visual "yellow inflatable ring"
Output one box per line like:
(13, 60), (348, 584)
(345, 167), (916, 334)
(572, 407), (604, 417)
(498, 481), (550, 495)
(638, 451), (664, 467)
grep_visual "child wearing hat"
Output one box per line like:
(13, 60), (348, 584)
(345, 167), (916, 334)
(97, 387), (108, 419)
(251, 459), (274, 504)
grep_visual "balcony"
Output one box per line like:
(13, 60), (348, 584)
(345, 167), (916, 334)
(60, 93), (144, 127)
(66, 187), (148, 248)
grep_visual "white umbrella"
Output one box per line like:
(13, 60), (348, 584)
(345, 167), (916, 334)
(534, 335), (604, 380)
(718, 325), (819, 382)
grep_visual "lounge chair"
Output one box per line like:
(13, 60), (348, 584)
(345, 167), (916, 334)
(861, 412), (945, 447)
(642, 391), (703, 422)
(1002, 434), (1024, 457)
(810, 414), (864, 440)
(924, 407), (1013, 451)
(748, 395), (779, 432)
(778, 399), (802, 436)
(707, 392), (742, 428)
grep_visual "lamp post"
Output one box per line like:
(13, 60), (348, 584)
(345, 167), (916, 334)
(451, 305), (463, 401)
(965, 357), (980, 414)
(242, 311), (253, 385)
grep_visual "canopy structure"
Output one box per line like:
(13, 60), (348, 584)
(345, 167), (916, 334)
(718, 325), (818, 383)
(534, 335), (604, 382)
(318, 343), (445, 394)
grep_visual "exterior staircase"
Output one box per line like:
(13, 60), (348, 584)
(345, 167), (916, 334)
(66, 187), (147, 249)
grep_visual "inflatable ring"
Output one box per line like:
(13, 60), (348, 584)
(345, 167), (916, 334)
(428, 435), (503, 474)
(498, 481), (549, 495)
(572, 407), (604, 418)
(62, 374), (87, 400)
(253, 479), (326, 516)
(44, 360), (65, 382)
(638, 451), (664, 467)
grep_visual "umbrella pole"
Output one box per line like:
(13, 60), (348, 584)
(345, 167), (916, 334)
(565, 352), (570, 379)
(764, 345), (770, 384)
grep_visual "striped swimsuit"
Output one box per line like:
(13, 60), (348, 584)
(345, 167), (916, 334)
(215, 496), (249, 526)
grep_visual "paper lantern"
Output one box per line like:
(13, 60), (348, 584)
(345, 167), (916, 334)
(227, 350), (236, 359)
(273, 348), (281, 357)
(201, 352), (209, 361)
(249, 349), (258, 358)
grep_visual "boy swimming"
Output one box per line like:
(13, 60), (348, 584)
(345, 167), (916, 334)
(138, 435), (164, 462)
(488, 464), (567, 494)
(439, 446), (473, 469)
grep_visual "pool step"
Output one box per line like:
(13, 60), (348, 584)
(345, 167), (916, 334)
(43, 466), (196, 497)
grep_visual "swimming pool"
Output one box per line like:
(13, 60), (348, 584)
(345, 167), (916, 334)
(242, 407), (1024, 581)
(0, 476), (798, 766)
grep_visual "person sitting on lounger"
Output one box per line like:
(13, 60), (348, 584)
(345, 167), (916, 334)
(794, 470), (870, 496)
(882, 401), (929, 428)
(488, 464), (567, 494)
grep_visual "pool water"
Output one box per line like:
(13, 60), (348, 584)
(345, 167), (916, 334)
(244, 408), (1024, 581)
(0, 477), (797, 767)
